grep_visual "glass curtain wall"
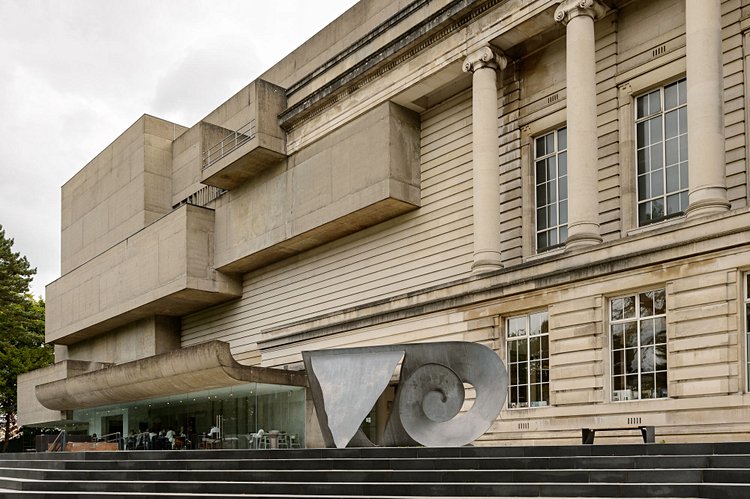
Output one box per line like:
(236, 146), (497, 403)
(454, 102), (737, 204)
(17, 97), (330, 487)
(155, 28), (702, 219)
(70, 383), (305, 449)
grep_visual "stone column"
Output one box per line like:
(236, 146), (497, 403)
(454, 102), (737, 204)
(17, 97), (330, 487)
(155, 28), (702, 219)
(463, 46), (507, 273)
(685, 0), (730, 217)
(555, 0), (608, 249)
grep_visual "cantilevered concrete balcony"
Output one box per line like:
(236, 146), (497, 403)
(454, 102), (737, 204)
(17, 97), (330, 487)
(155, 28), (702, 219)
(45, 205), (241, 345)
(214, 101), (421, 274)
(201, 79), (287, 190)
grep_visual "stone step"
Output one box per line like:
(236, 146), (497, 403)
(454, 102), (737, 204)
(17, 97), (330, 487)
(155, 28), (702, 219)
(0, 477), (722, 497)
(0, 442), (748, 498)
(0, 453), (740, 471)
(0, 466), (720, 483)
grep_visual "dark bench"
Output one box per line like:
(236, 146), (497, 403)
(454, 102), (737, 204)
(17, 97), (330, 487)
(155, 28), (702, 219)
(581, 426), (655, 444)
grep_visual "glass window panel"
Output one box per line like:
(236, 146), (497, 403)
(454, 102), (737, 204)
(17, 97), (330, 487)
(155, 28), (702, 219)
(679, 191), (688, 212)
(636, 122), (647, 148)
(640, 291), (655, 316)
(650, 170), (663, 197)
(558, 128), (567, 150)
(558, 151), (567, 176)
(546, 157), (556, 180)
(613, 375), (625, 391)
(536, 160), (546, 183)
(650, 142), (663, 170)
(611, 298), (624, 321)
(508, 316), (526, 337)
(640, 345), (655, 373)
(651, 198), (665, 221)
(537, 231), (549, 251)
(559, 200), (568, 225)
(541, 336), (549, 358)
(612, 351), (625, 376)
(518, 361), (528, 386)
(547, 180), (557, 204)
(530, 312), (548, 336)
(641, 373), (655, 399)
(546, 134), (554, 154)
(626, 374), (639, 393)
(656, 372), (668, 398)
(637, 147), (648, 175)
(653, 289), (666, 314)
(655, 344), (667, 370)
(547, 207), (557, 227)
(535, 136), (547, 157)
(559, 175), (568, 201)
(649, 91), (661, 116)
(666, 164), (679, 192)
(623, 295), (636, 319)
(624, 321), (638, 347)
(640, 318), (655, 346)
(665, 138), (679, 167)
(638, 174), (649, 201)
(530, 361), (543, 384)
(612, 323), (624, 349)
(679, 134), (688, 162)
(536, 183), (547, 206)
(626, 348), (638, 374)
(529, 336), (541, 360)
(537, 207), (548, 230)
(638, 201), (650, 225)
(654, 317), (667, 342)
(636, 95), (648, 118)
(665, 110), (678, 139)
(667, 194), (682, 215)
(664, 83), (678, 111)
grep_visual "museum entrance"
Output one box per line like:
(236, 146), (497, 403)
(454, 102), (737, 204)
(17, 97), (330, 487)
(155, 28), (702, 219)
(68, 382), (306, 450)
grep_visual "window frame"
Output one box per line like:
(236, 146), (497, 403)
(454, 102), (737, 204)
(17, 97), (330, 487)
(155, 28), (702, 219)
(533, 127), (568, 252)
(634, 78), (688, 226)
(609, 288), (668, 402)
(617, 57), (686, 235)
(506, 310), (550, 409)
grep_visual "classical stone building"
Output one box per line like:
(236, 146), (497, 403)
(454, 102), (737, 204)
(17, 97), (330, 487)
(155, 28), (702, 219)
(17, 0), (750, 446)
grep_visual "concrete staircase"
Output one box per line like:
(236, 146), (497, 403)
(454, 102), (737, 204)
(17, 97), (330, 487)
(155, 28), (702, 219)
(0, 442), (748, 498)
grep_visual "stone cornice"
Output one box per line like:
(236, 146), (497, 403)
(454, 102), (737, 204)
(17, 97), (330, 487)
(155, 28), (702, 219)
(462, 45), (508, 73)
(554, 0), (610, 25)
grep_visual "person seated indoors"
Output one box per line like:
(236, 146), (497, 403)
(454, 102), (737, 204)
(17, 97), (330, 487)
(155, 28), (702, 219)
(177, 426), (190, 449)
(165, 428), (176, 449)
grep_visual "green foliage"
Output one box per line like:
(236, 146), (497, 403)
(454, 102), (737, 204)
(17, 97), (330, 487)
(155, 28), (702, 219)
(0, 225), (53, 449)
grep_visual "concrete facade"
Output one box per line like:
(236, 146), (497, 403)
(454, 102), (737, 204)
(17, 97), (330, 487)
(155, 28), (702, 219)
(18, 0), (750, 446)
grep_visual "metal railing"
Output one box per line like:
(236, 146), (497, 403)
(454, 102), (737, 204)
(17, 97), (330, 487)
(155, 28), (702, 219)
(173, 185), (227, 209)
(202, 119), (257, 170)
(98, 431), (121, 443)
(48, 430), (67, 452)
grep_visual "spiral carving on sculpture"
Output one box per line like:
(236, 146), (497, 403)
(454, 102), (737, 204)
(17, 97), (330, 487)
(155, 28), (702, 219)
(302, 342), (508, 448)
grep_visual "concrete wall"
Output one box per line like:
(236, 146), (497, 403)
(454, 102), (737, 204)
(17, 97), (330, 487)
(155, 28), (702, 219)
(47, 204), (241, 346)
(61, 115), (187, 274)
(66, 316), (180, 365)
(17, 360), (109, 426)
(212, 101), (421, 274)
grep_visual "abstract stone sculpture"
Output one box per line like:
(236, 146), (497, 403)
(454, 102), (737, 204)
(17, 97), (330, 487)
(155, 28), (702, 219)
(302, 342), (508, 448)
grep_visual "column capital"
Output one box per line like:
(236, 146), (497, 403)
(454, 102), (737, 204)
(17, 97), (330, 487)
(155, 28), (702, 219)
(462, 46), (507, 73)
(554, 0), (610, 25)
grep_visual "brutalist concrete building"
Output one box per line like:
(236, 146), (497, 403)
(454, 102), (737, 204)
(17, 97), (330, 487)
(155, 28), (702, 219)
(17, 0), (750, 447)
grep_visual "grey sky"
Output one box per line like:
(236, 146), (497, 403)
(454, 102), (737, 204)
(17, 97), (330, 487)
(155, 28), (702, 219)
(0, 0), (358, 298)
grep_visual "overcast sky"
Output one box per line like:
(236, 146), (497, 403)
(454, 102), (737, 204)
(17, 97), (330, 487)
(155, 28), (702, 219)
(0, 0), (358, 298)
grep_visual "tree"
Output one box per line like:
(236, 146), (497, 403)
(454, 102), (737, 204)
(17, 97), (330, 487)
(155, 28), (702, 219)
(0, 225), (53, 451)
